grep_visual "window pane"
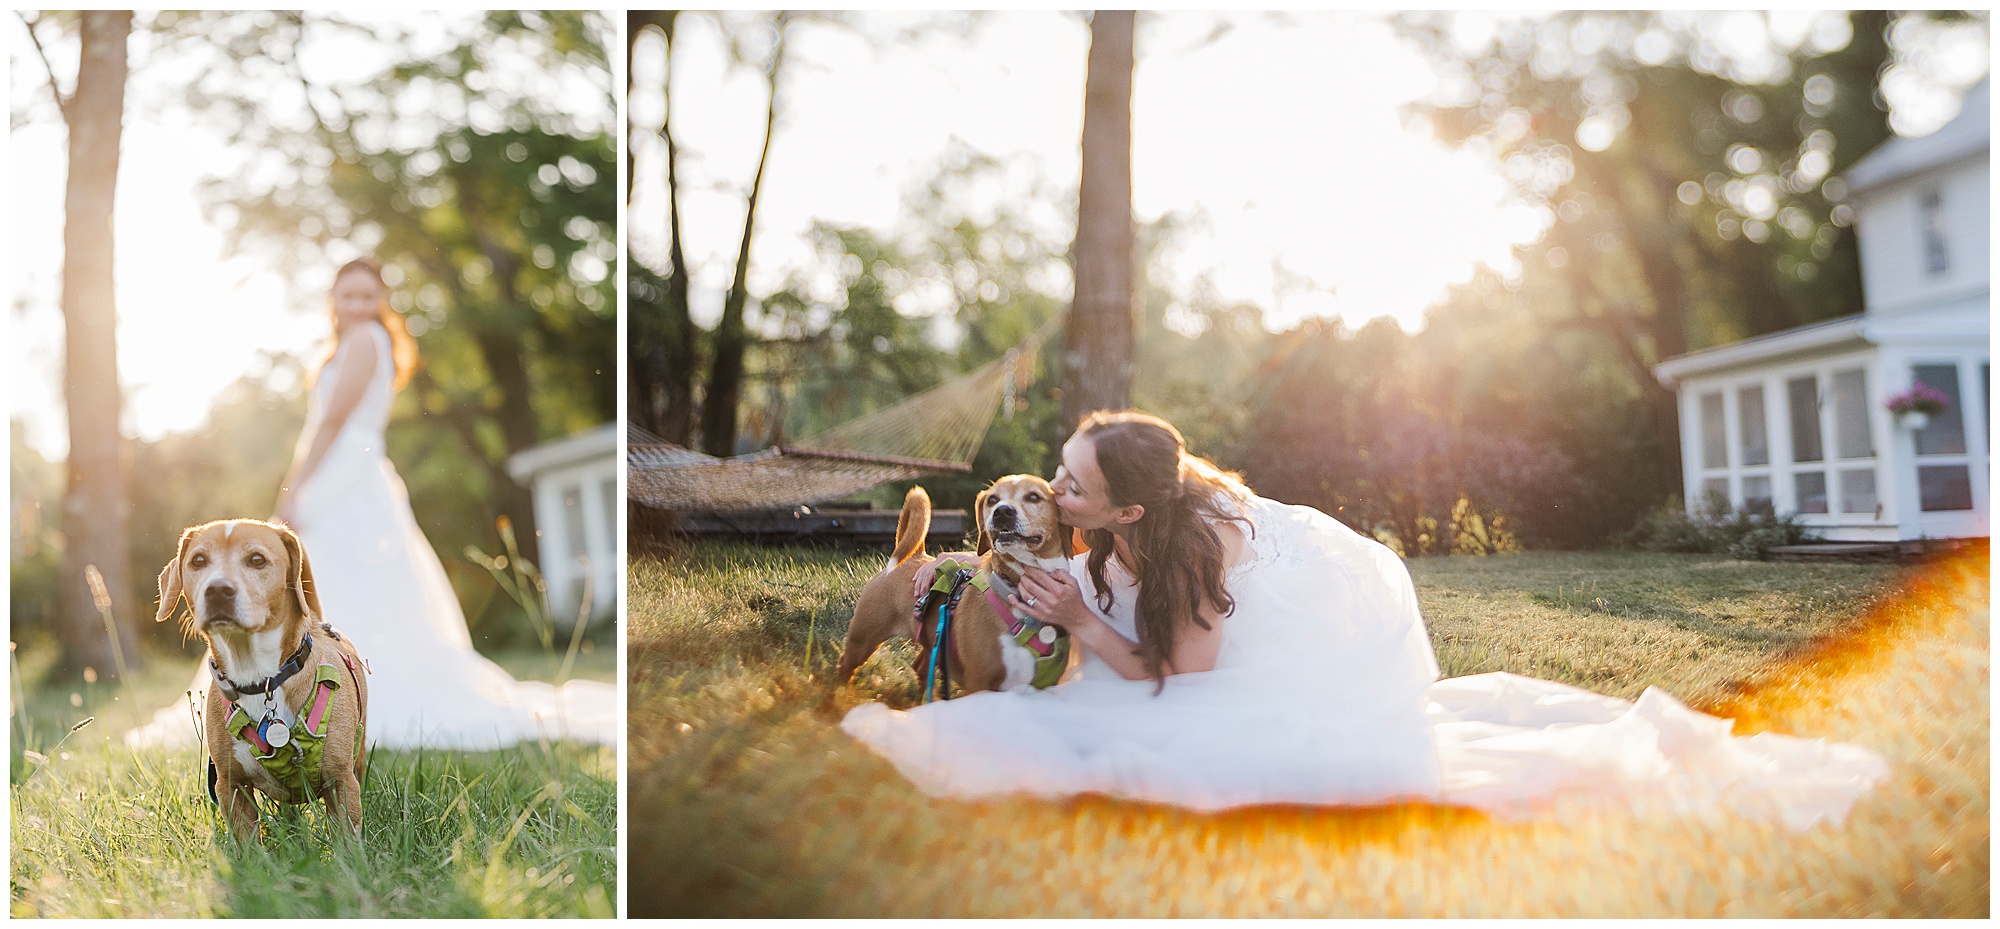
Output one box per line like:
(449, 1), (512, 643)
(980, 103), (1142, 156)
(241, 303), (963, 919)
(1832, 369), (1873, 459)
(1793, 471), (1828, 514)
(1911, 363), (1967, 456)
(1700, 392), (1727, 469)
(1918, 465), (1974, 512)
(601, 476), (618, 551)
(1738, 385), (1769, 465)
(1837, 468), (1877, 516)
(563, 484), (587, 562)
(1787, 376), (1823, 463)
(1700, 478), (1730, 515)
(1742, 475), (1773, 516)
(1921, 188), (1949, 276)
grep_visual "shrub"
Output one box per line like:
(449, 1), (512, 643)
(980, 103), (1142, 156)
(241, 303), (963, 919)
(1623, 494), (1816, 558)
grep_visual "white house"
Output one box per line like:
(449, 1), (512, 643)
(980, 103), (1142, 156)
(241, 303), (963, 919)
(506, 423), (619, 624)
(1653, 80), (1990, 542)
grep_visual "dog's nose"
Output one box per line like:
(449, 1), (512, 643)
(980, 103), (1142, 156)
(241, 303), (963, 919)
(203, 583), (237, 611)
(991, 505), (1017, 530)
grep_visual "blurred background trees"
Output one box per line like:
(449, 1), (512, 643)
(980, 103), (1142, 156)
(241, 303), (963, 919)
(10, 11), (616, 672)
(642, 11), (1983, 551)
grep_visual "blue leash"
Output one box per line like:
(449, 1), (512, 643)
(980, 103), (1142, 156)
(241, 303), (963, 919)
(921, 569), (973, 704)
(923, 596), (954, 703)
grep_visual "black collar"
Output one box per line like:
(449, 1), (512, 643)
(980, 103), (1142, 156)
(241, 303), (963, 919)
(211, 633), (314, 702)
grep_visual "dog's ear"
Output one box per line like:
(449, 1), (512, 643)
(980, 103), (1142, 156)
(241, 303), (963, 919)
(277, 522), (324, 624)
(155, 527), (195, 624)
(1058, 520), (1075, 559)
(972, 488), (992, 556)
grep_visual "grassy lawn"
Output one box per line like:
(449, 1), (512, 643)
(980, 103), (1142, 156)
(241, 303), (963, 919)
(9, 638), (617, 919)
(628, 541), (1988, 917)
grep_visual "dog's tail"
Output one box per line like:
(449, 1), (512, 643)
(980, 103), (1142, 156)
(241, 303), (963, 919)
(888, 486), (931, 569)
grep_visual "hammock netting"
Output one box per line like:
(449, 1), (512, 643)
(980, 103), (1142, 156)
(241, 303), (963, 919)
(629, 318), (1057, 512)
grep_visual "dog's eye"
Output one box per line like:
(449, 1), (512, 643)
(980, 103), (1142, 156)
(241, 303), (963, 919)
(189, 553), (208, 569)
(1025, 493), (1042, 503)
(247, 553), (268, 568)
(984, 497), (997, 507)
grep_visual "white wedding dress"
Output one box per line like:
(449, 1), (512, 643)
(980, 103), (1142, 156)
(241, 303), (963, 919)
(127, 323), (617, 751)
(841, 493), (1888, 829)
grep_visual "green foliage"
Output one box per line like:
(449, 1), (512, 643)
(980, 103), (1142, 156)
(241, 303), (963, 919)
(1624, 494), (1818, 558)
(700, 153), (1073, 515)
(9, 422), (65, 639)
(176, 11), (617, 567)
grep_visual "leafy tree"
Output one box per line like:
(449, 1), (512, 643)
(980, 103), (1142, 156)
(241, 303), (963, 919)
(1393, 11), (1902, 498)
(173, 11), (618, 564)
(626, 11), (698, 445)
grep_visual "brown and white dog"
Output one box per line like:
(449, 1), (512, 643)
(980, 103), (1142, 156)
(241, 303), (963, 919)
(155, 518), (369, 840)
(837, 476), (1075, 696)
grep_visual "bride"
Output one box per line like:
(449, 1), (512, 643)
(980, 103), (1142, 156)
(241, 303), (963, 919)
(842, 410), (1887, 828)
(128, 258), (616, 750)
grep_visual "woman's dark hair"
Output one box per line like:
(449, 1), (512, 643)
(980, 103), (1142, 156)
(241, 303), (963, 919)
(1076, 410), (1251, 688)
(319, 257), (418, 390)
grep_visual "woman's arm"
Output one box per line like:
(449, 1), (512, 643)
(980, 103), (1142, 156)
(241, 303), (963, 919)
(1013, 567), (1229, 680)
(911, 551), (980, 604)
(276, 332), (378, 519)
(1014, 519), (1249, 680)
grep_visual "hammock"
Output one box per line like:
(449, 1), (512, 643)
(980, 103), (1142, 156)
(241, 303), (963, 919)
(629, 317), (1058, 512)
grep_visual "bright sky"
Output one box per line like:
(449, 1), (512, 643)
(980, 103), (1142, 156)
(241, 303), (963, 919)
(7, 12), (606, 462)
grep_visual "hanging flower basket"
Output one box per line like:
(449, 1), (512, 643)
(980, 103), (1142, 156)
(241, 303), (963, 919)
(1885, 383), (1950, 430)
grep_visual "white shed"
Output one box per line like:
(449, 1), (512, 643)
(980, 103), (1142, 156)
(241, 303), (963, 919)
(1653, 80), (1990, 542)
(506, 423), (619, 624)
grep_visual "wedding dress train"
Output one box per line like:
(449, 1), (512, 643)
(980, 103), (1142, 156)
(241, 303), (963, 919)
(841, 494), (1887, 828)
(127, 323), (616, 751)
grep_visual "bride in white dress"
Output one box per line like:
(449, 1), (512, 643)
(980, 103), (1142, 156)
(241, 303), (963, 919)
(127, 258), (616, 751)
(841, 411), (1888, 829)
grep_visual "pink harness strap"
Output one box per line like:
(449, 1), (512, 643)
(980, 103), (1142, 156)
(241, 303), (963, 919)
(235, 717), (271, 753)
(304, 681), (334, 734)
(984, 587), (1056, 657)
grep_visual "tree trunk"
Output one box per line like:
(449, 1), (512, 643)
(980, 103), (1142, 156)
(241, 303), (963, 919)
(59, 11), (140, 679)
(1061, 10), (1137, 435)
(659, 11), (698, 446)
(698, 14), (785, 456)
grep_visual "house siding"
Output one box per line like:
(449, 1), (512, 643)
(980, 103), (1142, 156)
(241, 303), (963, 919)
(1852, 154), (1991, 316)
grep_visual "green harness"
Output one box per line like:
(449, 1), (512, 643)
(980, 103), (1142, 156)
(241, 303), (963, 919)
(925, 568), (1071, 691)
(207, 658), (361, 803)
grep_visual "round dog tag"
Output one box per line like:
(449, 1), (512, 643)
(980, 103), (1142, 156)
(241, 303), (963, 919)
(263, 719), (291, 748)
(1038, 626), (1058, 644)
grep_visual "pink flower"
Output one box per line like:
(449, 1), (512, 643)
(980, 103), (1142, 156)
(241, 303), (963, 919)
(1884, 383), (1951, 416)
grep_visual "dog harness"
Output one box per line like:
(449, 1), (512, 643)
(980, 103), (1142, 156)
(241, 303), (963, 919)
(918, 567), (977, 703)
(916, 566), (1071, 699)
(968, 571), (1072, 690)
(206, 625), (365, 804)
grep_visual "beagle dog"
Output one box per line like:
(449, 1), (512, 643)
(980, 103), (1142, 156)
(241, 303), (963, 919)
(156, 518), (369, 841)
(837, 476), (1076, 696)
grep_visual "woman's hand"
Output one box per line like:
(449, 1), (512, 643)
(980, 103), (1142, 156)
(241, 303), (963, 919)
(913, 553), (977, 604)
(1010, 567), (1090, 632)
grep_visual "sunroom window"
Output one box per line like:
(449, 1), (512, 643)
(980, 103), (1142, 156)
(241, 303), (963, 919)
(1911, 363), (1974, 512)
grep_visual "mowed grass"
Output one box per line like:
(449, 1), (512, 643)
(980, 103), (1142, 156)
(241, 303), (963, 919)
(8, 643), (617, 918)
(628, 541), (1988, 917)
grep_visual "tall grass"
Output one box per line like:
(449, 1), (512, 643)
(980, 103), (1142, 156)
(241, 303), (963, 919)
(628, 542), (1985, 917)
(9, 646), (616, 918)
